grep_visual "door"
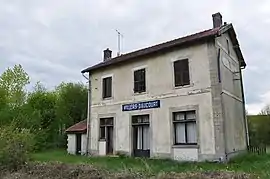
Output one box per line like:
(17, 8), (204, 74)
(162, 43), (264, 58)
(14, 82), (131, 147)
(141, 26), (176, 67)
(76, 134), (82, 155)
(100, 117), (114, 155)
(132, 115), (150, 157)
(107, 126), (114, 154)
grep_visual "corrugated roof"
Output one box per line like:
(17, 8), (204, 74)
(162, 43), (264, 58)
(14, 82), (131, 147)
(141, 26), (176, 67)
(66, 120), (87, 134)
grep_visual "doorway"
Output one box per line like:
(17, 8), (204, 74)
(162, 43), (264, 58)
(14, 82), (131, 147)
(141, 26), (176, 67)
(100, 117), (114, 155)
(76, 134), (82, 155)
(132, 115), (150, 157)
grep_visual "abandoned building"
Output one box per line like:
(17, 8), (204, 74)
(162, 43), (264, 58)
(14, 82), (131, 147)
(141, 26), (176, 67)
(80, 12), (248, 161)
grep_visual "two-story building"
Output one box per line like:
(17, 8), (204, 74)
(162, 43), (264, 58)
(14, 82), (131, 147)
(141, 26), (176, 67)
(81, 12), (248, 161)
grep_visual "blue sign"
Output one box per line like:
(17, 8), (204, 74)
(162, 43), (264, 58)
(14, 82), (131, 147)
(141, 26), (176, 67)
(122, 100), (160, 111)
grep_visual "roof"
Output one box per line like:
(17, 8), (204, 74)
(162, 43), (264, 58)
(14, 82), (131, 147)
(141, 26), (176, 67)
(82, 24), (246, 73)
(66, 120), (87, 134)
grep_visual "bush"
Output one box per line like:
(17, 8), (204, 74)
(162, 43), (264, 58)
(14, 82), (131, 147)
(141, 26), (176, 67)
(0, 125), (35, 170)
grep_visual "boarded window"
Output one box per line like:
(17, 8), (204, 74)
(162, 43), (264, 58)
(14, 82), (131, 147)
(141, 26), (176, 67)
(174, 59), (190, 87)
(134, 69), (146, 93)
(173, 111), (197, 145)
(102, 77), (112, 98)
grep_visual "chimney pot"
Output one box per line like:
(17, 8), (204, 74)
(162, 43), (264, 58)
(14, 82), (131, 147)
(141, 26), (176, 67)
(212, 12), (223, 28)
(103, 48), (112, 61)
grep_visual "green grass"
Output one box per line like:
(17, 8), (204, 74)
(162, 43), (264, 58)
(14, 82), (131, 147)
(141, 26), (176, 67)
(32, 150), (270, 178)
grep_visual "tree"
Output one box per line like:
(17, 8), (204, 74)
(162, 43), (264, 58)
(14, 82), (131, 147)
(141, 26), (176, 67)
(26, 82), (59, 150)
(0, 87), (11, 126)
(0, 64), (30, 106)
(260, 105), (270, 115)
(55, 82), (88, 131)
(0, 87), (8, 109)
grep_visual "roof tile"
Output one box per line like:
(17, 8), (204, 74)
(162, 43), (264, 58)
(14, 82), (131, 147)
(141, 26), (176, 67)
(82, 27), (220, 73)
(66, 120), (87, 134)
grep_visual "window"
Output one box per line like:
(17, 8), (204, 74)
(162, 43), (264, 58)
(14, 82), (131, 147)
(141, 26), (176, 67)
(102, 76), (112, 99)
(134, 68), (146, 93)
(174, 59), (190, 87)
(99, 117), (113, 140)
(226, 39), (230, 55)
(173, 111), (197, 145)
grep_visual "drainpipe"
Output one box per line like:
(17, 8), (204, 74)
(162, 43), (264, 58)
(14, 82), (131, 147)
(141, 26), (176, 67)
(239, 67), (249, 147)
(82, 72), (91, 155)
(216, 48), (228, 160)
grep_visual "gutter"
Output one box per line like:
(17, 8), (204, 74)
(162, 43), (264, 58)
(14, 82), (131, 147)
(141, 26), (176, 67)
(239, 67), (249, 147)
(82, 73), (91, 155)
(216, 47), (228, 160)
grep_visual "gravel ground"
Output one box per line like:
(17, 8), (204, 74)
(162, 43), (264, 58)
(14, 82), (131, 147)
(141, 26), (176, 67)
(0, 162), (254, 179)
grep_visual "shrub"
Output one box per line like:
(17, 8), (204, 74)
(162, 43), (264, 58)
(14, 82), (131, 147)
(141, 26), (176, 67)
(0, 125), (35, 170)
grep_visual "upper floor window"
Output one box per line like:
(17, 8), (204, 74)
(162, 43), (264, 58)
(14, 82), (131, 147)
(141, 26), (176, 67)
(102, 76), (112, 99)
(173, 111), (197, 145)
(134, 68), (146, 93)
(174, 59), (190, 87)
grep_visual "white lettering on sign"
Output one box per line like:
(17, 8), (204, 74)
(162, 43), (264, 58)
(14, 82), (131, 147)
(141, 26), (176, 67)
(122, 100), (160, 111)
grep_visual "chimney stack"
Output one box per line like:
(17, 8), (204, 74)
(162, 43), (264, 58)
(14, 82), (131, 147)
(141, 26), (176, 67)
(212, 12), (223, 28)
(103, 48), (112, 61)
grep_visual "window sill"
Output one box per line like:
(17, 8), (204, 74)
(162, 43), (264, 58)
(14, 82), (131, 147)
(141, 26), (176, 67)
(102, 97), (113, 101)
(174, 83), (193, 90)
(172, 144), (198, 149)
(99, 139), (106, 142)
(133, 91), (147, 96)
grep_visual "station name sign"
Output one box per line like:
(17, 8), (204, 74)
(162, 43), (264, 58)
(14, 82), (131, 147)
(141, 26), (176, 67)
(122, 100), (160, 111)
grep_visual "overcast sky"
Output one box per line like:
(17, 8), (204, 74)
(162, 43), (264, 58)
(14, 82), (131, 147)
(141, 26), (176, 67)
(0, 0), (269, 114)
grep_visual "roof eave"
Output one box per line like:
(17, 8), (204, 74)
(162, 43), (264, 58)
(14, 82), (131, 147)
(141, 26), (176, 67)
(222, 24), (246, 68)
(81, 30), (218, 73)
(66, 129), (87, 134)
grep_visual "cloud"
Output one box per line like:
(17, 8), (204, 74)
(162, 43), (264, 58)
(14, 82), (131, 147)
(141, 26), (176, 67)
(0, 0), (270, 112)
(246, 90), (270, 115)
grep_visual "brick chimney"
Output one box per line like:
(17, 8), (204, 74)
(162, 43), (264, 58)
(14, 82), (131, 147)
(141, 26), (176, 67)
(212, 12), (223, 28)
(103, 48), (112, 61)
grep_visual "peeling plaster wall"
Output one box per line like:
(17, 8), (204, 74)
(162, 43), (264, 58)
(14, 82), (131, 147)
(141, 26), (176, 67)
(216, 32), (247, 156)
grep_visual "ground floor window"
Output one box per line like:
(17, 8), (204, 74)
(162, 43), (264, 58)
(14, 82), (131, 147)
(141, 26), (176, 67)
(173, 111), (197, 145)
(132, 115), (150, 157)
(99, 117), (113, 140)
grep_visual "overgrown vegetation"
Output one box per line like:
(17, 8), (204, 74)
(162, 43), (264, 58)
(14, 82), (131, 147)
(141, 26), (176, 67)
(29, 150), (270, 178)
(0, 64), (87, 170)
(0, 125), (34, 170)
(0, 162), (252, 179)
(248, 114), (270, 146)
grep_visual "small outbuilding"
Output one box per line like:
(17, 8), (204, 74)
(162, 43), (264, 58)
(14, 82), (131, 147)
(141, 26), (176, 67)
(66, 120), (87, 155)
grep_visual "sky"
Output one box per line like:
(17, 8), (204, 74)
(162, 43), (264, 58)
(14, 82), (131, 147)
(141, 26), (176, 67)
(0, 0), (269, 114)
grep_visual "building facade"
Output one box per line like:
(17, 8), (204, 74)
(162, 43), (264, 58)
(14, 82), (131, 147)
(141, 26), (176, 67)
(81, 13), (248, 161)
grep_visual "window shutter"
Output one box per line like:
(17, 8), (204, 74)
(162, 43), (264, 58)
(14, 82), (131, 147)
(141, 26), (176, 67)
(174, 59), (190, 86)
(108, 77), (112, 97)
(102, 78), (106, 98)
(134, 69), (146, 93)
(102, 77), (112, 98)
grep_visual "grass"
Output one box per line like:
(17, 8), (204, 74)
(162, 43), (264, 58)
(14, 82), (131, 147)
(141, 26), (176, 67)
(32, 150), (270, 178)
